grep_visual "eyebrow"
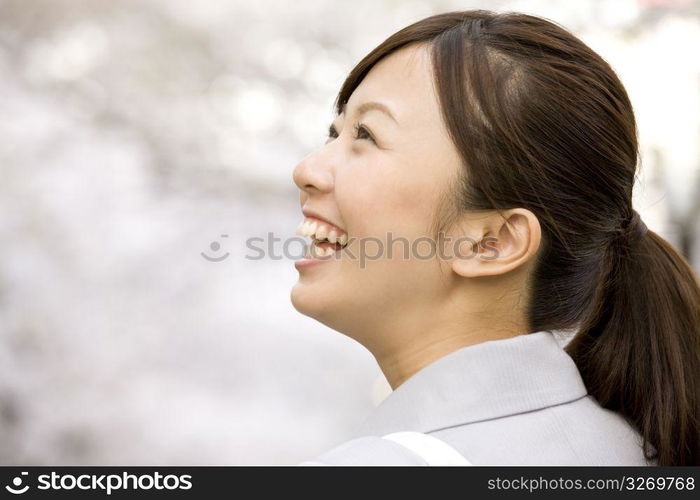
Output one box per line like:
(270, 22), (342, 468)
(340, 100), (399, 125)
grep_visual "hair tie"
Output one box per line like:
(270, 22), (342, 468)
(620, 210), (648, 240)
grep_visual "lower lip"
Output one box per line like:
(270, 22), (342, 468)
(294, 244), (342, 270)
(294, 257), (332, 270)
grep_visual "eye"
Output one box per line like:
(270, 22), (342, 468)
(353, 123), (375, 143)
(326, 123), (376, 145)
(326, 124), (337, 142)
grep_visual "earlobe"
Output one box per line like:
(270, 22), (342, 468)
(450, 209), (541, 278)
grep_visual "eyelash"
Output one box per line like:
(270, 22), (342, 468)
(327, 123), (376, 145)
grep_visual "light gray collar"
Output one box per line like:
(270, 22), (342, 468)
(350, 330), (588, 438)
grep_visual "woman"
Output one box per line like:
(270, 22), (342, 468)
(290, 10), (700, 466)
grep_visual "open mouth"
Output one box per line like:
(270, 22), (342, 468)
(296, 217), (348, 258)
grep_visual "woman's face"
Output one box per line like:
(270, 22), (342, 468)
(291, 43), (465, 344)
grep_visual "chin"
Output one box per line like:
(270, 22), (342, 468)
(290, 283), (345, 329)
(291, 282), (328, 317)
(290, 283), (310, 315)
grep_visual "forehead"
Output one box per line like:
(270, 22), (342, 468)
(343, 44), (441, 125)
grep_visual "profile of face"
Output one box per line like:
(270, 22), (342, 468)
(291, 43), (539, 352)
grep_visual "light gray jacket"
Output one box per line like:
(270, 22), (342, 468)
(301, 330), (656, 465)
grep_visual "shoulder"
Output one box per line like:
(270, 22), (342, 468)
(298, 436), (428, 465)
(429, 395), (653, 465)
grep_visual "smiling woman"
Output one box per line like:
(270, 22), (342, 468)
(290, 9), (700, 466)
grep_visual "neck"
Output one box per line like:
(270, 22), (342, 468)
(357, 278), (530, 390)
(373, 322), (526, 390)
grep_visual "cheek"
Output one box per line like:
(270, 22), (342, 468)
(337, 168), (440, 240)
(332, 169), (447, 306)
(334, 156), (441, 238)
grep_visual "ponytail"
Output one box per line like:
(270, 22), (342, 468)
(566, 211), (700, 465)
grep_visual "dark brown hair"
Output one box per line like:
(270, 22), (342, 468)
(332, 10), (700, 465)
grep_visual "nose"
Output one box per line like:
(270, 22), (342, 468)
(292, 148), (334, 195)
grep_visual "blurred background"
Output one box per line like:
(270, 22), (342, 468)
(0, 0), (698, 465)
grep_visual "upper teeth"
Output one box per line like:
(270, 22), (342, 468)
(296, 219), (348, 246)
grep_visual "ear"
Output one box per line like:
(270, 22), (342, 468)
(450, 209), (541, 278)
